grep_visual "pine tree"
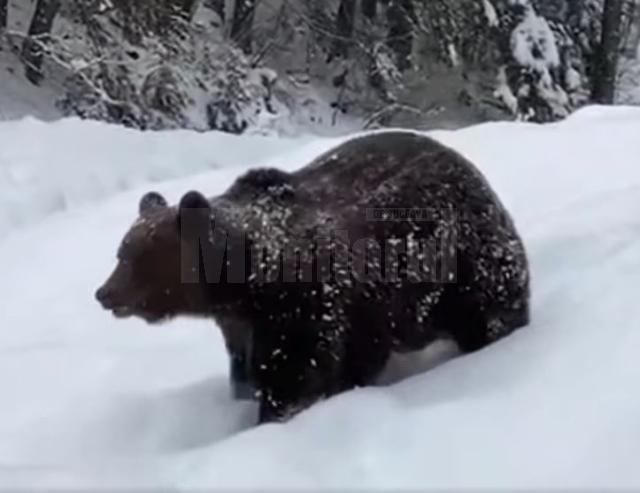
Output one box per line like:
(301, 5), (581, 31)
(109, 0), (195, 42)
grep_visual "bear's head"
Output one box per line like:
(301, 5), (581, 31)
(95, 190), (242, 324)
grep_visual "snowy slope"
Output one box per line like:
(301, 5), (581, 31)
(0, 117), (320, 237)
(1, 107), (640, 489)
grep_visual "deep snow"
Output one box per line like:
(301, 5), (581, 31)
(1, 106), (640, 489)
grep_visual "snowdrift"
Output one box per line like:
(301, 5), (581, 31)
(0, 116), (319, 237)
(1, 106), (640, 489)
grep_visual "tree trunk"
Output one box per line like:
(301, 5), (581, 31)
(362, 0), (377, 20)
(231, 0), (256, 54)
(620, 0), (638, 57)
(0, 0), (8, 32)
(331, 0), (357, 59)
(386, 0), (415, 71)
(22, 0), (61, 85)
(209, 0), (225, 22)
(591, 0), (624, 103)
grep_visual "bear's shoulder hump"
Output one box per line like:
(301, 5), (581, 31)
(226, 168), (295, 201)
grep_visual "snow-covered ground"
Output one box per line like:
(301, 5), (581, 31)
(1, 106), (640, 489)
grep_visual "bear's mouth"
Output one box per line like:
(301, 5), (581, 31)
(111, 306), (134, 318)
(109, 304), (172, 324)
(142, 312), (172, 324)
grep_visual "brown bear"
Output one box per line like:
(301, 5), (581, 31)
(95, 131), (530, 423)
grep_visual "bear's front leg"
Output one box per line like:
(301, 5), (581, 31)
(251, 320), (347, 425)
(229, 350), (255, 400)
(258, 390), (316, 424)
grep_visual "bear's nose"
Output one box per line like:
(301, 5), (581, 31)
(95, 286), (113, 307)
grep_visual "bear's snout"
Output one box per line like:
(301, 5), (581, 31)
(95, 285), (114, 308)
(95, 284), (135, 319)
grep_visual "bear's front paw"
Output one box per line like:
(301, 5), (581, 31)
(257, 393), (313, 425)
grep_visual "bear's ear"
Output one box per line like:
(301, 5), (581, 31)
(139, 191), (168, 216)
(177, 191), (211, 232)
(179, 190), (210, 211)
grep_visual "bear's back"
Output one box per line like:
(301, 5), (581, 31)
(217, 130), (516, 256)
(293, 132), (434, 204)
(292, 131), (498, 211)
(287, 131), (506, 234)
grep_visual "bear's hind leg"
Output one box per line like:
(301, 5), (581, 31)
(435, 287), (529, 353)
(438, 237), (530, 353)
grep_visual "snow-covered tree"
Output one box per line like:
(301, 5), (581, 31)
(493, 0), (575, 121)
(45, 0), (285, 132)
(6, 0), (635, 131)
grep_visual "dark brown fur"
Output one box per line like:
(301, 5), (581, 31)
(96, 131), (530, 423)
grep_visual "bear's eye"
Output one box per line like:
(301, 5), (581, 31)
(117, 243), (136, 263)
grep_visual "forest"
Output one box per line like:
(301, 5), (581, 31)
(1, 0), (638, 134)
